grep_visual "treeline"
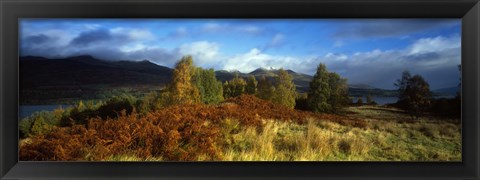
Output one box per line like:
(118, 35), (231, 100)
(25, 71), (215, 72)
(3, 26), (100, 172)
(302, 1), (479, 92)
(138, 55), (350, 114)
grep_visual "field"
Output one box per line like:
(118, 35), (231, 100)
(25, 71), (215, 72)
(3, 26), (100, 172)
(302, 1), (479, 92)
(19, 95), (461, 161)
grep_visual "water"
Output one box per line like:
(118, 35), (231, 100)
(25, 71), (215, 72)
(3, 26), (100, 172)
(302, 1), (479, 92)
(352, 96), (398, 105)
(19, 105), (71, 120)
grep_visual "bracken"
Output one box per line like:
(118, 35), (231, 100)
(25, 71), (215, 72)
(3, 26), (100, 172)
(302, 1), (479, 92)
(20, 95), (366, 161)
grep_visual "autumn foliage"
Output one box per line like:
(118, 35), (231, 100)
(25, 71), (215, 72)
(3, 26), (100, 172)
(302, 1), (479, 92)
(19, 95), (366, 161)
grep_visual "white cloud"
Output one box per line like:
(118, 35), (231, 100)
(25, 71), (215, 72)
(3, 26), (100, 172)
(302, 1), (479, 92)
(200, 22), (264, 35)
(178, 41), (221, 67)
(266, 33), (285, 48)
(110, 27), (154, 40)
(237, 25), (263, 34)
(408, 35), (460, 55)
(223, 48), (315, 73)
(83, 24), (101, 30)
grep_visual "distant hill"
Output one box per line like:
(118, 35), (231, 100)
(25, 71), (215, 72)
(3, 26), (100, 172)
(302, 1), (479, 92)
(432, 86), (459, 97)
(20, 55), (172, 89)
(214, 68), (313, 92)
(20, 55), (399, 102)
(348, 83), (376, 89)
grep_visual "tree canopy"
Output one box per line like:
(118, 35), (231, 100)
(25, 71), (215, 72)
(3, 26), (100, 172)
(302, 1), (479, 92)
(272, 69), (296, 109)
(170, 56), (201, 104)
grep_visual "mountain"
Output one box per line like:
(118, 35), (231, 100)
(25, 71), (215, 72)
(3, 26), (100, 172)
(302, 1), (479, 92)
(21, 55), (397, 100)
(348, 83), (376, 89)
(432, 86), (459, 97)
(248, 67), (277, 77)
(20, 55), (172, 89)
(214, 68), (313, 92)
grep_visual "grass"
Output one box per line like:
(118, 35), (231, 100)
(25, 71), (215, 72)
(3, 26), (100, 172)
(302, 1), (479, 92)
(19, 96), (461, 161)
(221, 105), (461, 161)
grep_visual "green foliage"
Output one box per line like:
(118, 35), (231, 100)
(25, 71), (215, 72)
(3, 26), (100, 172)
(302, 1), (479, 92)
(403, 75), (432, 119)
(327, 72), (349, 113)
(193, 68), (224, 104)
(19, 118), (35, 138)
(256, 76), (275, 101)
(138, 91), (160, 115)
(308, 64), (349, 113)
(170, 55), (201, 104)
(394, 70), (412, 101)
(30, 116), (51, 136)
(308, 64), (332, 113)
(245, 75), (258, 95)
(395, 72), (432, 119)
(272, 69), (296, 109)
(223, 73), (247, 99)
(97, 94), (137, 119)
(59, 95), (136, 126)
(20, 107), (67, 137)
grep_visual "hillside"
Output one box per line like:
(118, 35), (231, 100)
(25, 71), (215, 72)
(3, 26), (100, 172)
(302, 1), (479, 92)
(432, 86), (459, 97)
(215, 67), (313, 92)
(20, 55), (398, 104)
(20, 55), (172, 88)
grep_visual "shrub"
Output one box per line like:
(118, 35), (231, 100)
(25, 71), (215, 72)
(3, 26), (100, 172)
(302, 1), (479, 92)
(337, 139), (351, 154)
(356, 98), (363, 106)
(20, 109), (66, 137)
(223, 73), (247, 99)
(96, 95), (136, 119)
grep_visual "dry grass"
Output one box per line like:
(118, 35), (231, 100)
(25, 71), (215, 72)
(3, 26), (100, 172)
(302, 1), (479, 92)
(221, 106), (460, 161)
(19, 97), (461, 161)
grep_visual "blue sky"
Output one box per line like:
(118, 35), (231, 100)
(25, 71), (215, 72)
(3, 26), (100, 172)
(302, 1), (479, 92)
(20, 19), (461, 89)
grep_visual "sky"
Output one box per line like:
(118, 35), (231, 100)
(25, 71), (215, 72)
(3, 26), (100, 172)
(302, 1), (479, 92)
(19, 19), (461, 90)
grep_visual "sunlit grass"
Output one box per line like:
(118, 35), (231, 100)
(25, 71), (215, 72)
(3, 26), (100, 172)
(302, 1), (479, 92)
(221, 106), (461, 161)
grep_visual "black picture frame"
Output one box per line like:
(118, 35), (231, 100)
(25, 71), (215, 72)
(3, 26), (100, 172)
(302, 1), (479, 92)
(1, 0), (479, 179)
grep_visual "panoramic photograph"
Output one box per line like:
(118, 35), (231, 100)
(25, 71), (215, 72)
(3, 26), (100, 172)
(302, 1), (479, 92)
(18, 19), (461, 161)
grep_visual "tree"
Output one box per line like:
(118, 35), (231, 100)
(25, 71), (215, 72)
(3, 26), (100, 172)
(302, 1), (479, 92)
(327, 72), (349, 113)
(170, 56), (201, 104)
(256, 75), (275, 101)
(455, 64), (461, 99)
(31, 116), (50, 136)
(245, 75), (258, 95)
(366, 95), (376, 105)
(308, 64), (349, 113)
(193, 68), (224, 104)
(223, 73), (247, 99)
(308, 64), (332, 113)
(272, 69), (296, 109)
(402, 74), (432, 119)
(138, 91), (160, 114)
(356, 98), (363, 106)
(394, 70), (412, 102)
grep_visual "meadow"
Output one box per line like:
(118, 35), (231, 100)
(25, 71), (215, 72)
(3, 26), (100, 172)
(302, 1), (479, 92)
(19, 94), (461, 161)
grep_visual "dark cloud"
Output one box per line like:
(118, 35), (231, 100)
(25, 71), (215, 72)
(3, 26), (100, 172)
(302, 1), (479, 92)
(23, 34), (51, 45)
(332, 19), (458, 39)
(70, 29), (115, 46)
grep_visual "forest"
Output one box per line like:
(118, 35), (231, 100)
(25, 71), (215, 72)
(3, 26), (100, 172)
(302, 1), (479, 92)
(19, 56), (461, 161)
